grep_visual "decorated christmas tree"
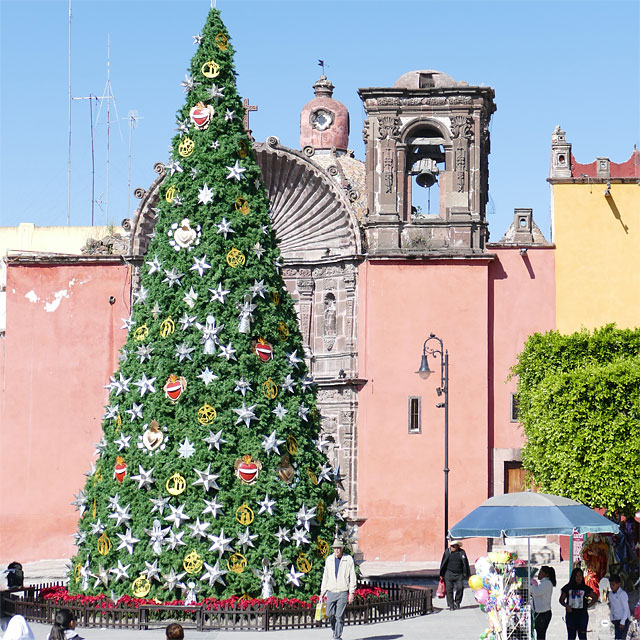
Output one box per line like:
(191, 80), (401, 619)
(69, 7), (343, 601)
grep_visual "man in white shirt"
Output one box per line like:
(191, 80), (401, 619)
(320, 538), (357, 640)
(609, 574), (631, 640)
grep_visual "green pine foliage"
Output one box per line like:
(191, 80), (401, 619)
(511, 324), (640, 514)
(70, 8), (341, 601)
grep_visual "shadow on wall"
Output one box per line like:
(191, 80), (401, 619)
(605, 194), (629, 234)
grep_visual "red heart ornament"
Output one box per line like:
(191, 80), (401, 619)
(254, 340), (273, 362)
(189, 102), (213, 130)
(235, 455), (262, 485)
(238, 461), (258, 483)
(164, 375), (187, 403)
(114, 458), (127, 483)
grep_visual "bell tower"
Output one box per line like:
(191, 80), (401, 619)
(358, 70), (496, 255)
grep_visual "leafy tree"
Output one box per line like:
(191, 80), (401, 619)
(69, 7), (342, 601)
(512, 325), (640, 514)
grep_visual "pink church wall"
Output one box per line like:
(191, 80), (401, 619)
(0, 260), (129, 563)
(357, 259), (491, 563)
(488, 247), (556, 455)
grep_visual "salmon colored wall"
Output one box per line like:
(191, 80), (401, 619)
(0, 262), (129, 562)
(357, 259), (490, 563)
(489, 247), (556, 451)
(553, 183), (640, 333)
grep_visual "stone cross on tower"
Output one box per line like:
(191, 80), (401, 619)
(243, 97), (258, 140)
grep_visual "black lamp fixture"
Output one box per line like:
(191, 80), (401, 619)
(416, 332), (449, 550)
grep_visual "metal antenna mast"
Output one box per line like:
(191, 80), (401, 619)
(126, 110), (143, 217)
(72, 93), (109, 225)
(95, 34), (123, 225)
(67, 0), (72, 225)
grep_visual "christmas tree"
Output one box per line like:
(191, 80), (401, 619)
(70, 7), (342, 601)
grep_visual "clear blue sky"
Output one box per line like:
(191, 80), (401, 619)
(1, 0), (638, 240)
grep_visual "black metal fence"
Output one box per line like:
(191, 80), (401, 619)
(1, 580), (432, 632)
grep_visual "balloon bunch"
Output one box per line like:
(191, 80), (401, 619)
(471, 552), (525, 640)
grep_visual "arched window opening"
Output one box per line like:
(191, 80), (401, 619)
(407, 125), (446, 218)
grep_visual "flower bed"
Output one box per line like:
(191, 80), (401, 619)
(39, 585), (388, 611)
(2, 581), (429, 631)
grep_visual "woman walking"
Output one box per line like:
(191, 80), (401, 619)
(559, 567), (597, 640)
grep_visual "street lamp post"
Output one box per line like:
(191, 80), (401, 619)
(416, 333), (449, 550)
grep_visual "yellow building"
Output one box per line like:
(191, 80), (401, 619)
(549, 127), (640, 333)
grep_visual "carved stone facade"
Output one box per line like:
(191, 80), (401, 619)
(128, 140), (365, 520)
(358, 69), (497, 256)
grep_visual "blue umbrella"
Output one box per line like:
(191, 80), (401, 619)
(449, 491), (619, 538)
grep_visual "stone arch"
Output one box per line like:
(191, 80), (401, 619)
(129, 143), (363, 262)
(400, 116), (452, 146)
(400, 118), (454, 219)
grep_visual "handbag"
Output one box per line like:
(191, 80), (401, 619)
(315, 600), (327, 621)
(436, 577), (446, 599)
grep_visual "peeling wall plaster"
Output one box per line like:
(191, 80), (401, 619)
(23, 278), (84, 312)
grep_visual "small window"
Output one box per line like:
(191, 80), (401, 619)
(419, 73), (435, 88)
(510, 393), (520, 422)
(408, 396), (421, 433)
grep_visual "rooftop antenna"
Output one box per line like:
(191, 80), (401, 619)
(66, 0), (72, 225)
(126, 110), (143, 217)
(72, 93), (108, 225)
(94, 34), (123, 225)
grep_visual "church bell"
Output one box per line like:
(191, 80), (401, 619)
(413, 157), (439, 188)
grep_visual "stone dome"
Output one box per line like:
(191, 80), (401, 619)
(393, 69), (458, 89)
(300, 76), (350, 152)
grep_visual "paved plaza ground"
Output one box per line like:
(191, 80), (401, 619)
(13, 560), (626, 640)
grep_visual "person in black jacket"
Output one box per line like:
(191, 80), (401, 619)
(439, 540), (470, 610)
